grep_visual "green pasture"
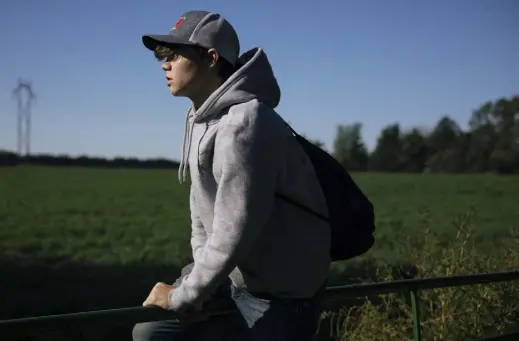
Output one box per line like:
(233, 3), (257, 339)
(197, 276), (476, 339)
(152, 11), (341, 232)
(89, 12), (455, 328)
(1, 166), (517, 266)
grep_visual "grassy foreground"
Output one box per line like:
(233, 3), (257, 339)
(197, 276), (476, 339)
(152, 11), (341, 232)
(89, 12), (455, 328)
(320, 212), (519, 341)
(1, 166), (518, 340)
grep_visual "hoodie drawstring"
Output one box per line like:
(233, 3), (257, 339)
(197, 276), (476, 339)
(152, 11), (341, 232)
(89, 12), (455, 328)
(178, 109), (195, 184)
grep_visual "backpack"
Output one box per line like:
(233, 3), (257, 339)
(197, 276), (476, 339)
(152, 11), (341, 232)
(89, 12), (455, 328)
(275, 124), (376, 262)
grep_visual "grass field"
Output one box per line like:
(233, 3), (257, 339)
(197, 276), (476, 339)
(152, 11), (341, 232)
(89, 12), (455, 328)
(1, 166), (518, 265)
(1, 166), (518, 340)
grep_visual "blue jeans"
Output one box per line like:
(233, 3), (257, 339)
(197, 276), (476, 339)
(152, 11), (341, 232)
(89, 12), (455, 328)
(132, 283), (324, 341)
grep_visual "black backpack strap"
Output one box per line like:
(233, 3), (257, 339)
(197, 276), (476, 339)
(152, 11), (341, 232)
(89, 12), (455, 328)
(275, 192), (329, 222)
(284, 122), (300, 137)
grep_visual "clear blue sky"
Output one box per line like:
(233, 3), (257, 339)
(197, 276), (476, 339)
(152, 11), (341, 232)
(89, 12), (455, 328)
(1, 0), (517, 160)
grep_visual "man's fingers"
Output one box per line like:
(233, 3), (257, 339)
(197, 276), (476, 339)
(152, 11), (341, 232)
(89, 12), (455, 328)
(142, 282), (175, 310)
(142, 290), (155, 306)
(142, 282), (168, 307)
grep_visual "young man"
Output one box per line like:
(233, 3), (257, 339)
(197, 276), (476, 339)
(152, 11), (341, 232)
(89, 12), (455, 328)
(135, 10), (331, 341)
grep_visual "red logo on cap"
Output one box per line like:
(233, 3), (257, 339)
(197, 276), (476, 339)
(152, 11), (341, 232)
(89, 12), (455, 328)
(173, 17), (186, 30)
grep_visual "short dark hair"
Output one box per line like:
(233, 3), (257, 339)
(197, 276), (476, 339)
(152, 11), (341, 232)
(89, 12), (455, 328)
(154, 45), (235, 81)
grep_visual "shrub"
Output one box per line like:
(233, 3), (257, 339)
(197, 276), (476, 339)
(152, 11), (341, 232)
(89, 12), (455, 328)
(320, 208), (519, 341)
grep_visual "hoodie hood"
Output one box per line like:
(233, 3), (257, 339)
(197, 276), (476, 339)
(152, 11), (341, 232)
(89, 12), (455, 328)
(177, 48), (281, 183)
(194, 47), (281, 122)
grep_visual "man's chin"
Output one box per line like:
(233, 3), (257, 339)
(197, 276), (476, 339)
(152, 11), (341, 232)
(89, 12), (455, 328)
(169, 88), (184, 97)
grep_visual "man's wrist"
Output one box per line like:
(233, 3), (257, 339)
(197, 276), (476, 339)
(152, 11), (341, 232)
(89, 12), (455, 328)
(168, 287), (176, 310)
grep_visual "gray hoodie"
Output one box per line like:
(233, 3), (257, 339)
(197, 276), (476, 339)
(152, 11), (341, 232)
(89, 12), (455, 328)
(169, 48), (331, 311)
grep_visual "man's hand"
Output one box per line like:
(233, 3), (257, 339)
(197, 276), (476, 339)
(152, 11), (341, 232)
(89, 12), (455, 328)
(143, 282), (174, 310)
(142, 282), (208, 324)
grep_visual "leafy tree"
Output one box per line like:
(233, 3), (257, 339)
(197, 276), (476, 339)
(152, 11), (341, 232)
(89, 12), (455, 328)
(332, 123), (368, 171)
(369, 123), (403, 172)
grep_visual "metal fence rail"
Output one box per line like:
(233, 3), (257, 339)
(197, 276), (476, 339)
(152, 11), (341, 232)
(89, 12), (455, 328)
(1, 270), (518, 341)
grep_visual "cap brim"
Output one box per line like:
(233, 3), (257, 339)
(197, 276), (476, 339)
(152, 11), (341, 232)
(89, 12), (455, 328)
(142, 34), (196, 51)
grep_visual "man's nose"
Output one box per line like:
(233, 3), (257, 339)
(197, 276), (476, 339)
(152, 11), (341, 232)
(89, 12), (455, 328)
(161, 62), (170, 71)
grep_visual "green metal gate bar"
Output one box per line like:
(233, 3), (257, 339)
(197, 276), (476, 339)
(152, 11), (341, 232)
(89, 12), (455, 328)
(1, 270), (518, 340)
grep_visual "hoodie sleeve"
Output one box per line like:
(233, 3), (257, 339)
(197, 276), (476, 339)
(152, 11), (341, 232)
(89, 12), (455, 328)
(189, 185), (207, 262)
(168, 102), (279, 311)
(172, 262), (194, 287)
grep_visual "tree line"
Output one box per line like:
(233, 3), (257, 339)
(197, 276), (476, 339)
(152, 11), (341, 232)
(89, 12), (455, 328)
(318, 94), (519, 174)
(0, 153), (180, 169)
(1, 94), (517, 173)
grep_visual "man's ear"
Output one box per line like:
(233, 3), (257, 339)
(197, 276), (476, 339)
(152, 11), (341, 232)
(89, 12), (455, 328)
(206, 48), (220, 69)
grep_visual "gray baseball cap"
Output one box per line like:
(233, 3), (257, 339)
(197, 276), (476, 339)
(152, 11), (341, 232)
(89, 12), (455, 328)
(142, 10), (240, 66)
